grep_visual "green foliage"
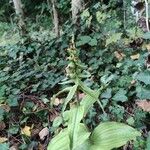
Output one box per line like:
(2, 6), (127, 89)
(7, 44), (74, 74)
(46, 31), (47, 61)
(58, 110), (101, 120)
(0, 0), (150, 149)
(48, 46), (140, 150)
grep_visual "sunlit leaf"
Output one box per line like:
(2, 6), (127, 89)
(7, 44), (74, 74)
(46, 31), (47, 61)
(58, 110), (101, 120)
(68, 106), (84, 149)
(47, 129), (70, 150)
(62, 84), (78, 111)
(90, 122), (141, 150)
(21, 126), (31, 137)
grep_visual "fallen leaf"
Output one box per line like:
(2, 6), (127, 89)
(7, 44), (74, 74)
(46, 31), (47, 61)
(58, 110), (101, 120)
(10, 145), (18, 150)
(130, 80), (136, 85)
(39, 127), (49, 141)
(53, 98), (63, 106)
(114, 51), (126, 61)
(0, 121), (6, 131)
(0, 137), (8, 143)
(136, 100), (150, 112)
(130, 53), (140, 60)
(146, 44), (150, 51)
(79, 93), (85, 100)
(21, 126), (31, 137)
(0, 104), (10, 112)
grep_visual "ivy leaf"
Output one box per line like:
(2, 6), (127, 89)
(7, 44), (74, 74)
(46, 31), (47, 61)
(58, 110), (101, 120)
(136, 71), (150, 85)
(0, 143), (9, 150)
(89, 38), (97, 46)
(146, 132), (150, 150)
(8, 125), (19, 135)
(101, 88), (112, 99)
(112, 89), (127, 102)
(106, 33), (122, 46)
(7, 95), (18, 107)
(143, 32), (150, 39)
(76, 36), (92, 46)
(136, 86), (150, 99)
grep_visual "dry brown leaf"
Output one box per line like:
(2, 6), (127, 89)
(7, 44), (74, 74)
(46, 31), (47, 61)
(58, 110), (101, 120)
(136, 100), (150, 112)
(0, 121), (6, 131)
(146, 44), (150, 51)
(10, 145), (18, 150)
(130, 80), (136, 85)
(0, 137), (8, 143)
(130, 53), (140, 60)
(0, 104), (10, 112)
(53, 98), (63, 106)
(79, 93), (85, 100)
(21, 126), (31, 137)
(114, 51), (126, 61)
(39, 127), (49, 141)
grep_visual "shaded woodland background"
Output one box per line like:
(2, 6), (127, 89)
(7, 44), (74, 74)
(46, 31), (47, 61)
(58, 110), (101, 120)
(0, 0), (150, 149)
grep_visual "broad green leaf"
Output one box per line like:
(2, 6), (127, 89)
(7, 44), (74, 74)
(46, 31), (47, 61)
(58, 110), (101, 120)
(112, 89), (127, 102)
(47, 129), (70, 150)
(80, 91), (99, 115)
(79, 80), (99, 100)
(62, 84), (78, 111)
(48, 124), (90, 150)
(76, 124), (90, 148)
(68, 106), (84, 149)
(52, 116), (63, 128)
(75, 140), (91, 150)
(79, 80), (101, 115)
(90, 122), (141, 150)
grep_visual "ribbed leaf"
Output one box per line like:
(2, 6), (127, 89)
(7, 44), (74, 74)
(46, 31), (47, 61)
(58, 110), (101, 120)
(68, 106), (84, 149)
(47, 129), (70, 150)
(80, 91), (99, 115)
(136, 71), (150, 85)
(48, 124), (90, 150)
(62, 84), (78, 111)
(90, 122), (141, 150)
(76, 124), (91, 148)
(75, 140), (91, 150)
(79, 80), (99, 100)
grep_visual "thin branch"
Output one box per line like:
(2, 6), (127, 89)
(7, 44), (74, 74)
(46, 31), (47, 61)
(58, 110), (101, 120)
(51, 0), (60, 37)
(145, 0), (150, 31)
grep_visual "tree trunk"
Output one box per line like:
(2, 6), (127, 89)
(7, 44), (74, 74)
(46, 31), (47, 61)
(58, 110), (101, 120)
(51, 0), (60, 37)
(12, 0), (27, 36)
(71, 0), (83, 24)
(12, 0), (23, 16)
